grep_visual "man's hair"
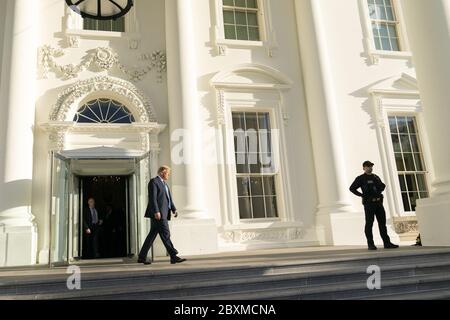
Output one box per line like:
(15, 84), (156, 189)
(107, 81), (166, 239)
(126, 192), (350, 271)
(87, 197), (95, 202)
(158, 165), (171, 174)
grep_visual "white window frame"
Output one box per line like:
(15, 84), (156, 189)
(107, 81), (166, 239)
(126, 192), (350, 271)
(229, 107), (283, 222)
(212, 0), (278, 57)
(224, 100), (289, 225)
(359, 0), (412, 64)
(370, 92), (434, 218)
(386, 114), (430, 214)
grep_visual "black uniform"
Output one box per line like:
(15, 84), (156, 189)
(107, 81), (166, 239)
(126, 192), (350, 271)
(349, 173), (391, 246)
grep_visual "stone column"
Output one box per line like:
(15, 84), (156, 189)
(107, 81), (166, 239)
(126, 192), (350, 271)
(294, 0), (373, 245)
(0, 0), (38, 266)
(164, 0), (218, 255)
(402, 0), (450, 246)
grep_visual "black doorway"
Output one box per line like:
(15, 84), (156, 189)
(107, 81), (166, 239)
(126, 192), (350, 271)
(80, 176), (129, 259)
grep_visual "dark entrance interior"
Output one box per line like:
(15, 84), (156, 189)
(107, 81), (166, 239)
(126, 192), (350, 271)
(80, 176), (129, 259)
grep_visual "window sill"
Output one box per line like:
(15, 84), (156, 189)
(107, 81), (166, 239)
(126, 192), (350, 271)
(368, 50), (413, 64)
(65, 29), (141, 41)
(217, 39), (265, 48)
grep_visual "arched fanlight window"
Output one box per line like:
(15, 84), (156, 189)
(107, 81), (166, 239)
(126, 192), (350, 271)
(74, 99), (136, 124)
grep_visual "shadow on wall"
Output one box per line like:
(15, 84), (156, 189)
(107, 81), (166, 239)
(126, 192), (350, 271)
(350, 77), (392, 130)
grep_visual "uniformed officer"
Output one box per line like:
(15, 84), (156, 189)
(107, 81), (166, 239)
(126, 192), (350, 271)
(349, 161), (399, 250)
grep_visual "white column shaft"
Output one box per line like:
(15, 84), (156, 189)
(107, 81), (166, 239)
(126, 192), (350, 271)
(402, 0), (450, 196)
(0, 0), (38, 225)
(294, 0), (352, 212)
(165, 0), (206, 219)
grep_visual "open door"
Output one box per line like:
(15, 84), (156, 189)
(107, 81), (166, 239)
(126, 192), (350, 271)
(49, 151), (71, 266)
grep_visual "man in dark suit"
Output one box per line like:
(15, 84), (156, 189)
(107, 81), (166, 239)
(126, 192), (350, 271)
(138, 166), (186, 265)
(83, 197), (103, 259)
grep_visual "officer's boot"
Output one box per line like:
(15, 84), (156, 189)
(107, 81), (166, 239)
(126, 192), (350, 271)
(368, 242), (377, 250)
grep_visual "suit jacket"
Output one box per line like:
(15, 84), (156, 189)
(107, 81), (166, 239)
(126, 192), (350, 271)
(83, 207), (102, 230)
(145, 177), (177, 220)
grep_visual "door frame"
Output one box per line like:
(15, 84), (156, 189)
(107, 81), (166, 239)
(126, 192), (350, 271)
(49, 147), (151, 266)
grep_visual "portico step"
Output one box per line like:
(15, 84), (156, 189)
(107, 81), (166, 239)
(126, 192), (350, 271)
(1, 247), (450, 300)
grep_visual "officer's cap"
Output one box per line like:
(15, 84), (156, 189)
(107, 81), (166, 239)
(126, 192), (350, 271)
(363, 160), (375, 167)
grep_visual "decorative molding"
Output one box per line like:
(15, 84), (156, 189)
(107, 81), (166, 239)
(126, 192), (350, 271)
(39, 45), (167, 82)
(393, 217), (419, 234)
(216, 90), (226, 126)
(221, 227), (305, 243)
(50, 76), (158, 123)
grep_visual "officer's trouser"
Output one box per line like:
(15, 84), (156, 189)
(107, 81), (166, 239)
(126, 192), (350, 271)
(364, 203), (391, 245)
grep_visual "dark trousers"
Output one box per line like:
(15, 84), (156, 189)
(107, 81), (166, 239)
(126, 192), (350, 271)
(364, 204), (391, 245)
(138, 218), (178, 260)
(85, 224), (100, 259)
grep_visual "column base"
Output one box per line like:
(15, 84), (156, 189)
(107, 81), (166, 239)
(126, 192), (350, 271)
(416, 194), (450, 246)
(316, 210), (400, 246)
(0, 224), (37, 267)
(169, 218), (218, 256)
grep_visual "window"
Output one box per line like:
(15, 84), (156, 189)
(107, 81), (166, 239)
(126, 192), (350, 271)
(223, 0), (261, 41)
(74, 99), (135, 124)
(83, 16), (125, 32)
(388, 116), (429, 212)
(232, 111), (278, 219)
(367, 0), (401, 51)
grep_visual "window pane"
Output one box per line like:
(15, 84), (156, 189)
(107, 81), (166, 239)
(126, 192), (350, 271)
(409, 192), (419, 211)
(239, 197), (252, 219)
(265, 197), (278, 218)
(248, 27), (260, 41)
(251, 197), (266, 218)
(407, 117), (417, 133)
(223, 10), (235, 24)
(237, 177), (251, 196)
(263, 176), (276, 196)
(235, 0), (246, 8)
(236, 25), (248, 40)
(247, 0), (258, 8)
(405, 174), (417, 191)
(391, 134), (401, 152)
(414, 153), (424, 171)
(247, 12), (258, 26)
(250, 177), (264, 196)
(410, 134), (420, 152)
(404, 153), (415, 171)
(397, 117), (408, 133)
(224, 24), (237, 39)
(395, 153), (405, 171)
(416, 174), (427, 191)
(402, 192), (411, 212)
(223, 0), (234, 6)
(398, 174), (407, 192)
(235, 11), (247, 25)
(400, 134), (412, 152)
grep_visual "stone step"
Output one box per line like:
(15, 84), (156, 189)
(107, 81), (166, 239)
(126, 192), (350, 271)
(2, 259), (450, 300)
(2, 247), (450, 300)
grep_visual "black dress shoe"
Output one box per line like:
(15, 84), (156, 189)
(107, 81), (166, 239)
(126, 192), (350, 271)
(171, 256), (187, 264)
(138, 258), (152, 265)
(384, 243), (399, 249)
(368, 244), (378, 250)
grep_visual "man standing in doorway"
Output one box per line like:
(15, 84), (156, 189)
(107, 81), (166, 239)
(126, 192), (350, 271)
(349, 161), (399, 251)
(138, 166), (187, 265)
(84, 197), (103, 259)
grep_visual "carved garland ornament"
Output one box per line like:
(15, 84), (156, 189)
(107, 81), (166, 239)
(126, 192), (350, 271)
(39, 46), (167, 82)
(50, 76), (157, 123)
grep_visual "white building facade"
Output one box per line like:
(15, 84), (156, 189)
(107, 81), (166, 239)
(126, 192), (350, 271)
(0, 0), (449, 267)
